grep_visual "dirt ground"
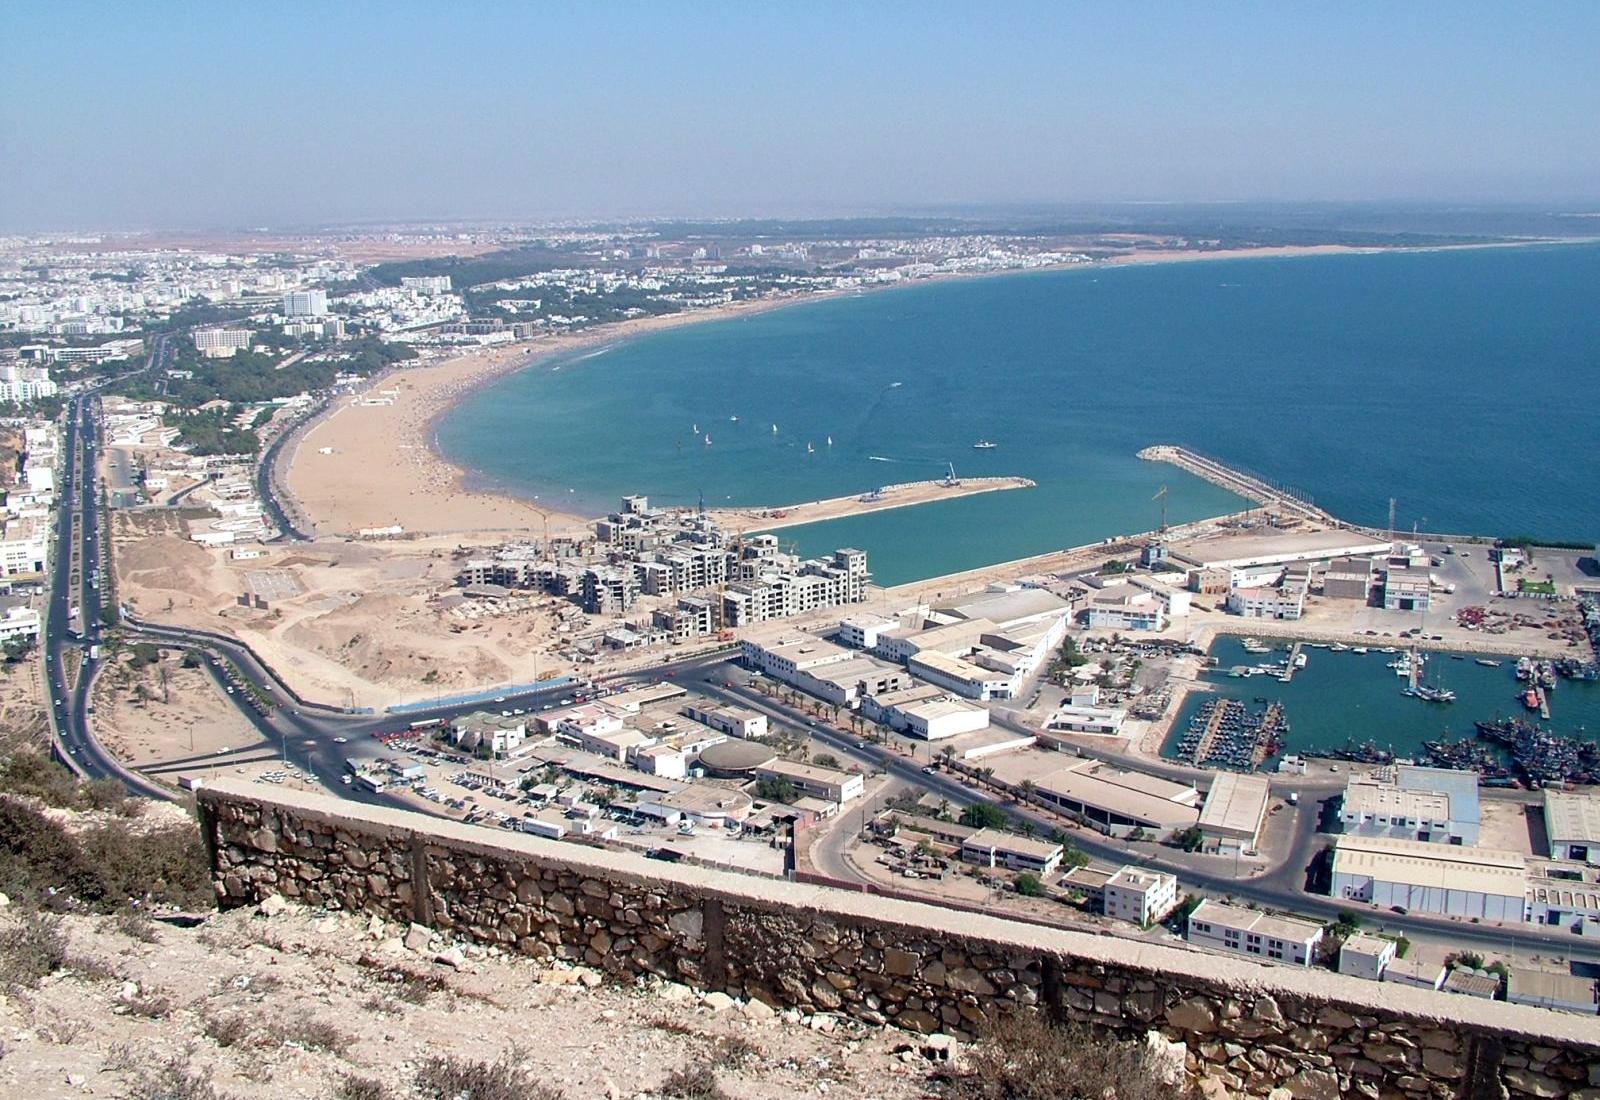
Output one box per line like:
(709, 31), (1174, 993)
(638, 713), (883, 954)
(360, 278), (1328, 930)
(90, 652), (262, 778)
(0, 898), (943, 1100)
(112, 511), (581, 708)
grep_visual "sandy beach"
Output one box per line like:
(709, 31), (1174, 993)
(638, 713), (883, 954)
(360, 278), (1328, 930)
(286, 295), (824, 538)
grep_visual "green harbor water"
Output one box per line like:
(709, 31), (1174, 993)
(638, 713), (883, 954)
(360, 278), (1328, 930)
(1163, 637), (1600, 767)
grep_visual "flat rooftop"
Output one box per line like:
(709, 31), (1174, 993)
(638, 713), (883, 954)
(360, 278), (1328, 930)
(1331, 835), (1527, 897)
(1167, 530), (1393, 570)
(1191, 899), (1322, 943)
(1545, 790), (1600, 845)
(963, 827), (1064, 861)
(1198, 773), (1271, 839)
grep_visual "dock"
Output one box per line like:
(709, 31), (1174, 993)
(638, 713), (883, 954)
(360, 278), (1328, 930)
(1137, 445), (1333, 524)
(709, 475), (1036, 534)
(1281, 642), (1304, 682)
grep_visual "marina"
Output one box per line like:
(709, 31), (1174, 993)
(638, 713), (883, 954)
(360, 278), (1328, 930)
(1164, 634), (1600, 771)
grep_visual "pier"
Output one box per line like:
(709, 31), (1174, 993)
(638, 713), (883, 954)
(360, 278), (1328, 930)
(710, 475), (1036, 534)
(1137, 445), (1334, 524)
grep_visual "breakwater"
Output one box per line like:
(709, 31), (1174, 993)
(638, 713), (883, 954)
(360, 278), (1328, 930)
(1138, 445), (1332, 524)
(198, 779), (1600, 1099)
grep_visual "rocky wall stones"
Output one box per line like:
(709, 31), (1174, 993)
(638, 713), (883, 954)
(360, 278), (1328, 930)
(197, 788), (1600, 1100)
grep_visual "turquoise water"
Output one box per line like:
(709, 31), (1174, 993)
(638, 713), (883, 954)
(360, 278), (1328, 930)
(436, 245), (1600, 586)
(1164, 637), (1600, 764)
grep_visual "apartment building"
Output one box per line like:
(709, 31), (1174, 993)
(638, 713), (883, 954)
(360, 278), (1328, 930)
(282, 289), (328, 317)
(1103, 867), (1178, 926)
(192, 328), (253, 358)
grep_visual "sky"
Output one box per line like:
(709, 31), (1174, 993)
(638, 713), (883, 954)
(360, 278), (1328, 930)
(2, 2), (1598, 230)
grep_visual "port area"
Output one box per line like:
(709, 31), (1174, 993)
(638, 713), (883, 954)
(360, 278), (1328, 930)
(708, 475), (1036, 534)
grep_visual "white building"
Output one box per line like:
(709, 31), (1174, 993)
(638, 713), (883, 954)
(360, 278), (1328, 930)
(1103, 867), (1178, 926)
(1186, 900), (1323, 967)
(754, 758), (864, 803)
(1226, 582), (1306, 620)
(282, 289), (328, 318)
(1544, 790), (1600, 864)
(0, 364), (59, 402)
(0, 603), (42, 643)
(400, 276), (453, 294)
(1340, 767), (1480, 847)
(959, 828), (1065, 876)
(897, 696), (991, 740)
(1337, 932), (1396, 980)
(1330, 835), (1527, 921)
(192, 328), (253, 358)
(1381, 955), (1446, 991)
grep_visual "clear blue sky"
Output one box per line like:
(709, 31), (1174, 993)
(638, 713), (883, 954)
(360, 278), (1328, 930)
(2, 2), (1597, 229)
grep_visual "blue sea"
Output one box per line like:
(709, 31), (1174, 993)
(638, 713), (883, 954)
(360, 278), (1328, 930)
(436, 244), (1600, 587)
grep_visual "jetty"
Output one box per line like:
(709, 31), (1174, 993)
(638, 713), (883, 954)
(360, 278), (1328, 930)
(1137, 445), (1333, 524)
(709, 475), (1036, 534)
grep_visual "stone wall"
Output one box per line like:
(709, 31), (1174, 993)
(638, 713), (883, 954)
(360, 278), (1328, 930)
(196, 780), (1600, 1100)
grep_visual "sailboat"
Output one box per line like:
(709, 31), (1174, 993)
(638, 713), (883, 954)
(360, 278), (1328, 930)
(826, 435), (833, 446)
(806, 442), (815, 454)
(703, 433), (712, 445)
(771, 423), (778, 433)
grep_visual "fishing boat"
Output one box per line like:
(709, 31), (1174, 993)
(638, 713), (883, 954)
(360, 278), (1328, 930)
(1522, 688), (1541, 710)
(1476, 658), (1501, 667)
(1240, 637), (1270, 655)
(1330, 642), (1350, 652)
(973, 440), (997, 450)
(1352, 646), (1368, 655)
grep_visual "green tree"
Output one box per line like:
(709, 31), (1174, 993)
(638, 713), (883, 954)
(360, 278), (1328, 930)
(813, 753), (840, 769)
(755, 777), (798, 803)
(1173, 825), (1204, 852)
(1014, 873), (1046, 897)
(958, 803), (1008, 829)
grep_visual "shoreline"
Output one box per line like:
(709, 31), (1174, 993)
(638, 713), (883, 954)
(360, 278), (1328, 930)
(281, 236), (1591, 542)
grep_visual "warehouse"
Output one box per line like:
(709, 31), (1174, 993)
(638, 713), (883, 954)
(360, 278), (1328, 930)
(1196, 772), (1271, 855)
(1544, 789), (1600, 864)
(1330, 835), (1527, 921)
(1032, 759), (1200, 838)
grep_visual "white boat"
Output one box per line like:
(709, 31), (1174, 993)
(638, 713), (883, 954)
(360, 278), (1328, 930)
(826, 436), (833, 446)
(771, 424), (778, 433)
(692, 423), (699, 434)
(1352, 646), (1368, 655)
(729, 415), (739, 422)
(973, 440), (997, 450)
(703, 434), (712, 445)
(806, 442), (815, 454)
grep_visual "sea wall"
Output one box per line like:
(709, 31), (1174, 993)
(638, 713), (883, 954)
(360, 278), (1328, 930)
(196, 780), (1600, 1100)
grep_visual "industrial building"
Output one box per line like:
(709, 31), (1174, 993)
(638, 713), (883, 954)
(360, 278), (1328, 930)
(1185, 900), (1323, 967)
(1031, 759), (1200, 838)
(1164, 530), (1394, 593)
(1322, 556), (1376, 601)
(1329, 835), (1527, 921)
(1544, 790), (1600, 864)
(1196, 772), (1271, 855)
(1382, 565), (1432, 613)
(1339, 765), (1480, 846)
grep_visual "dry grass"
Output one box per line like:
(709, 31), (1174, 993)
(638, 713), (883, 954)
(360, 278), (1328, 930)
(0, 910), (68, 990)
(657, 1062), (730, 1100)
(267, 1016), (354, 1056)
(413, 1052), (564, 1100)
(335, 1074), (395, 1100)
(949, 1014), (1184, 1100)
(122, 1054), (233, 1100)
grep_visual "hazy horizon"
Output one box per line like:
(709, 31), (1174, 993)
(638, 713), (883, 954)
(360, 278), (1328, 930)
(3, 2), (1598, 232)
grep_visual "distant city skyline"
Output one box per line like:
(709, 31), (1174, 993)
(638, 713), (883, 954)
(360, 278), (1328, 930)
(3, 2), (1598, 230)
